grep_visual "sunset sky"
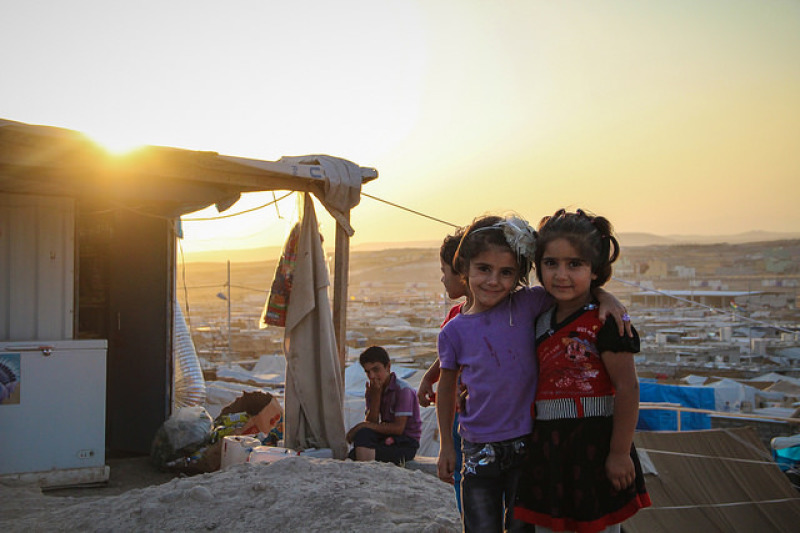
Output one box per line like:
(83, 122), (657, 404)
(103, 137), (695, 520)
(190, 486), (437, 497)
(2, 1), (798, 253)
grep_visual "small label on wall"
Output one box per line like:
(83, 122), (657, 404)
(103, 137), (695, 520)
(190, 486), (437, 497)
(0, 353), (20, 405)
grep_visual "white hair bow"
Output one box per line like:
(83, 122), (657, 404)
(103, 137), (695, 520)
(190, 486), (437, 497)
(501, 216), (537, 262)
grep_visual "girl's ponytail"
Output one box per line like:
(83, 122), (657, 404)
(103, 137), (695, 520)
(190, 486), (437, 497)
(581, 211), (620, 266)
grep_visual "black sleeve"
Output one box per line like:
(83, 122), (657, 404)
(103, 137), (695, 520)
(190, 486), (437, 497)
(597, 315), (641, 354)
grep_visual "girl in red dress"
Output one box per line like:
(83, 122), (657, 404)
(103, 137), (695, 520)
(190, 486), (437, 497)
(514, 209), (651, 533)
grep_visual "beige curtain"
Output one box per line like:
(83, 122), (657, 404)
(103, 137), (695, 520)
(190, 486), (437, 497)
(282, 193), (348, 458)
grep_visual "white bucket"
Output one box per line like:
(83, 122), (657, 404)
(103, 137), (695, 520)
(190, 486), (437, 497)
(248, 446), (294, 464)
(220, 436), (261, 469)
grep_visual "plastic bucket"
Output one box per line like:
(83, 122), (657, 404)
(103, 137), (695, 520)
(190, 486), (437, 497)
(220, 435), (261, 469)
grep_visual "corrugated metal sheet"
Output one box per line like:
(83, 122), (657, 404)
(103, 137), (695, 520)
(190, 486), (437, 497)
(0, 194), (74, 341)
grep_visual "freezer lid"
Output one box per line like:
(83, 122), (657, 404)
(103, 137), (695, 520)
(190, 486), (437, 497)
(1, 339), (108, 353)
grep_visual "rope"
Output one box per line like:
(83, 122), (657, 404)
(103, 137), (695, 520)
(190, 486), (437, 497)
(182, 191), (295, 221)
(177, 233), (191, 330)
(640, 497), (800, 511)
(361, 192), (460, 228)
(637, 448), (777, 466)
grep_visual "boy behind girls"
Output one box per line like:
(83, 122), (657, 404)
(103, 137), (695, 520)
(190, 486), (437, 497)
(346, 346), (422, 464)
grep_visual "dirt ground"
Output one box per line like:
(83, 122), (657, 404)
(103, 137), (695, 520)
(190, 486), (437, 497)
(43, 453), (181, 499)
(2, 454), (461, 532)
(1, 453), (184, 523)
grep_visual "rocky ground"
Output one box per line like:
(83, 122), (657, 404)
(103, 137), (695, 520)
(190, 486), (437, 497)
(0, 456), (460, 532)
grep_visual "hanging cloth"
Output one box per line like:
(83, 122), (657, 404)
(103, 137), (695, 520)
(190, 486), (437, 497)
(278, 155), (362, 236)
(282, 193), (348, 458)
(260, 223), (301, 328)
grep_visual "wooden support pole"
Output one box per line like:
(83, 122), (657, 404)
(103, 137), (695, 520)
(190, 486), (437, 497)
(332, 212), (350, 372)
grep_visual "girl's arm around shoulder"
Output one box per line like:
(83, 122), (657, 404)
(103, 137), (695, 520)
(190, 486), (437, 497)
(593, 287), (633, 337)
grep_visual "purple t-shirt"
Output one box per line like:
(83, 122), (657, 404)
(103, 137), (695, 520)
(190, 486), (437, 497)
(438, 286), (550, 443)
(368, 372), (422, 442)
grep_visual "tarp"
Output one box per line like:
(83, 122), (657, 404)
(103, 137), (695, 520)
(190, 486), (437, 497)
(626, 428), (800, 532)
(772, 434), (800, 472)
(707, 378), (760, 412)
(638, 382), (716, 431)
(282, 193), (348, 458)
(751, 373), (800, 386)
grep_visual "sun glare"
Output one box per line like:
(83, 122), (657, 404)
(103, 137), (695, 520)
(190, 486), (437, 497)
(88, 130), (147, 156)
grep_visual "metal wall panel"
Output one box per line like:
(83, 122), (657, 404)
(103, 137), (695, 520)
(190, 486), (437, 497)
(0, 194), (75, 341)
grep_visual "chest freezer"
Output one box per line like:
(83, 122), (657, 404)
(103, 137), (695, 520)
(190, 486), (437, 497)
(0, 339), (108, 486)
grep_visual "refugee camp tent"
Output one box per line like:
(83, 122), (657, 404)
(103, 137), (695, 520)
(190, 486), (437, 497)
(626, 427), (800, 532)
(0, 118), (376, 483)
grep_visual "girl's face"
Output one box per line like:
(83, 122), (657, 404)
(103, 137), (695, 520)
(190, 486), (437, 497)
(440, 257), (466, 300)
(465, 245), (518, 314)
(540, 238), (596, 311)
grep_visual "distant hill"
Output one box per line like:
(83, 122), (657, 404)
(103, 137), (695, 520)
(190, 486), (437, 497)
(617, 233), (679, 247)
(182, 231), (800, 262)
(352, 240), (441, 251)
(661, 230), (800, 245)
(353, 231), (800, 250)
(616, 230), (800, 247)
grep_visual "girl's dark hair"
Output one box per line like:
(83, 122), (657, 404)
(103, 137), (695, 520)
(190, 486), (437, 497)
(454, 214), (531, 287)
(533, 208), (619, 288)
(440, 227), (465, 269)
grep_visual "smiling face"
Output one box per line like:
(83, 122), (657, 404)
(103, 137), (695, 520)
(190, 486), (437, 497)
(540, 237), (596, 314)
(465, 244), (519, 314)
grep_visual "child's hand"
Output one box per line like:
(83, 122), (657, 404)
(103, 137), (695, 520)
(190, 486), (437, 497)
(595, 289), (633, 337)
(417, 379), (436, 407)
(365, 379), (382, 400)
(456, 384), (468, 414)
(605, 451), (635, 491)
(437, 448), (456, 485)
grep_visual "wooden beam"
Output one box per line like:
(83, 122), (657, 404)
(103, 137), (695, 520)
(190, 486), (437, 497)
(332, 212), (350, 372)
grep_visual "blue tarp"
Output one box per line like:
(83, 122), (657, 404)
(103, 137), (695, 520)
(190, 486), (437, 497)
(772, 435), (800, 472)
(773, 445), (800, 472)
(637, 382), (716, 431)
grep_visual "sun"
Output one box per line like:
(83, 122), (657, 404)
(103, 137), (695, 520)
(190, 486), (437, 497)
(86, 129), (148, 156)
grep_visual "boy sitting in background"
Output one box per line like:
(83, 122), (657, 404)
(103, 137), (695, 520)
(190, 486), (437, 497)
(346, 346), (422, 464)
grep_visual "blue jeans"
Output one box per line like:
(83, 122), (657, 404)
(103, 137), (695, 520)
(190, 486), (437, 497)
(453, 413), (463, 513)
(460, 436), (526, 533)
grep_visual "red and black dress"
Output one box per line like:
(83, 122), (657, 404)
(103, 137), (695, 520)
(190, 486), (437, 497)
(514, 304), (651, 532)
